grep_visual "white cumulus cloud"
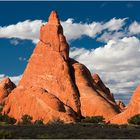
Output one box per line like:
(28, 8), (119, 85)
(0, 20), (43, 43)
(0, 17), (127, 43)
(129, 21), (140, 35)
(97, 31), (125, 43)
(103, 18), (127, 31)
(61, 19), (103, 41)
(62, 18), (127, 41)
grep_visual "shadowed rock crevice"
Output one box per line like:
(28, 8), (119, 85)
(68, 58), (82, 117)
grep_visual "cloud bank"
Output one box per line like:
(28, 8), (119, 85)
(0, 17), (127, 43)
(0, 20), (42, 43)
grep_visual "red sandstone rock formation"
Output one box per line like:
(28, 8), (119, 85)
(3, 87), (76, 123)
(2, 11), (79, 123)
(92, 73), (116, 104)
(0, 78), (16, 105)
(70, 60), (120, 120)
(116, 100), (126, 111)
(19, 11), (81, 116)
(2, 11), (120, 123)
(110, 85), (140, 124)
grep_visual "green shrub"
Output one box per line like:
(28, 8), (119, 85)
(6, 116), (16, 125)
(0, 105), (3, 113)
(34, 119), (44, 125)
(21, 114), (32, 125)
(0, 113), (3, 122)
(128, 114), (140, 125)
(0, 113), (16, 125)
(81, 116), (105, 123)
(48, 118), (64, 125)
(0, 129), (13, 138)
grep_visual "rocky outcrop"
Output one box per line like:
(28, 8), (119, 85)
(0, 78), (16, 105)
(2, 11), (120, 123)
(110, 85), (140, 124)
(116, 100), (126, 112)
(3, 87), (76, 123)
(70, 60), (120, 120)
(19, 11), (81, 116)
(92, 73), (116, 105)
(2, 11), (80, 123)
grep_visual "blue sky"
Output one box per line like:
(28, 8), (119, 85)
(0, 1), (140, 104)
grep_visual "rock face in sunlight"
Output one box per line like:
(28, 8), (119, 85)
(2, 11), (78, 123)
(0, 78), (16, 105)
(70, 66), (120, 120)
(110, 85), (140, 124)
(1, 11), (121, 124)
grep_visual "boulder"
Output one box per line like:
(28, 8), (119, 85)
(0, 78), (16, 105)
(116, 100), (126, 111)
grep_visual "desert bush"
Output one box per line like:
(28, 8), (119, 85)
(128, 114), (140, 125)
(21, 114), (32, 125)
(0, 113), (3, 121)
(81, 116), (105, 123)
(34, 119), (44, 125)
(48, 118), (64, 125)
(0, 105), (3, 113)
(0, 113), (16, 124)
(0, 129), (13, 138)
(6, 116), (16, 124)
